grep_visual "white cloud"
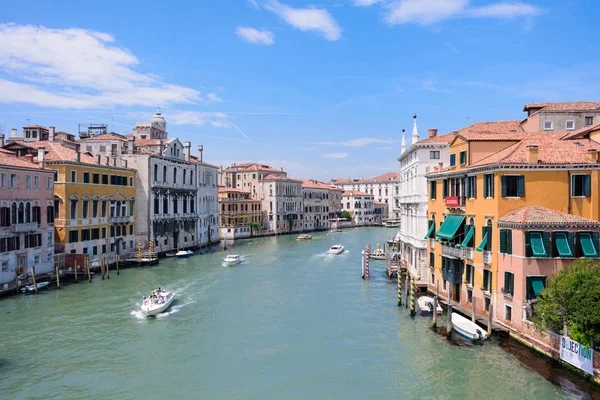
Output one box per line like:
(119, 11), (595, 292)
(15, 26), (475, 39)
(353, 0), (381, 6)
(322, 152), (349, 159)
(0, 24), (218, 108)
(266, 1), (342, 41)
(170, 111), (228, 127)
(249, 0), (260, 9)
(206, 92), (223, 102)
(235, 27), (275, 46)
(318, 137), (395, 148)
(384, 0), (540, 25)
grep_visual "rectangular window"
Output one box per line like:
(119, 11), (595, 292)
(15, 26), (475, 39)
(101, 201), (107, 217)
(543, 121), (553, 130)
(93, 173), (99, 184)
(10, 174), (17, 188)
(566, 120), (575, 130)
(442, 179), (448, 198)
(429, 181), (437, 200)
(503, 272), (514, 296)
(100, 145), (106, 152)
(70, 200), (78, 219)
(69, 230), (78, 243)
(82, 200), (89, 219)
(429, 252), (434, 268)
(102, 174), (108, 185)
(577, 231), (599, 257)
(92, 200), (98, 218)
(26, 175), (31, 189)
(81, 229), (90, 241)
(34, 176), (39, 189)
(102, 227), (106, 238)
(86, 146), (92, 152)
(525, 231), (550, 258)
(526, 276), (546, 300)
(466, 176), (477, 199)
(129, 177), (133, 186)
(459, 151), (466, 165)
(129, 225), (133, 235)
(450, 154), (456, 167)
(501, 175), (524, 197)
(102, 244), (106, 254)
(129, 200), (134, 216)
(483, 270), (492, 292)
(465, 264), (474, 286)
(92, 228), (100, 240)
(47, 176), (53, 189)
(585, 116), (594, 126)
(572, 174), (591, 197)
(0, 173), (6, 188)
(71, 170), (76, 182)
(430, 151), (440, 159)
(499, 229), (512, 254)
(483, 174), (494, 198)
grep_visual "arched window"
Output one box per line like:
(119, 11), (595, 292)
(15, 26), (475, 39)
(379, 188), (382, 196)
(270, 201), (273, 212)
(190, 171), (193, 185)
(183, 170), (187, 185)
(11, 203), (17, 224)
(18, 202), (24, 224)
(163, 166), (167, 183)
(154, 164), (158, 181)
(25, 202), (31, 223)
(385, 188), (388, 196)
(173, 167), (177, 184)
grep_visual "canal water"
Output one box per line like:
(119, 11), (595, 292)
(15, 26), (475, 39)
(0, 227), (597, 399)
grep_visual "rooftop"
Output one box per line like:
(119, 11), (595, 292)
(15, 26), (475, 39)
(331, 171), (401, 185)
(342, 190), (373, 197)
(301, 179), (333, 189)
(523, 101), (600, 113)
(0, 152), (47, 170)
(498, 206), (600, 226)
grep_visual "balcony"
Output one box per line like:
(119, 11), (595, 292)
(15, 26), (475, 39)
(441, 243), (464, 258)
(465, 247), (474, 259)
(429, 238), (435, 249)
(153, 213), (198, 221)
(11, 222), (39, 232)
(109, 216), (133, 223)
(483, 250), (492, 264)
(501, 288), (513, 300)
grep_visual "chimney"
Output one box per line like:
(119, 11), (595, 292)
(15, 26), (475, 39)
(525, 144), (539, 164)
(184, 141), (191, 162)
(49, 126), (55, 142)
(38, 148), (45, 168)
(97, 154), (101, 165)
(75, 144), (81, 162)
(588, 149), (598, 162)
(438, 162), (443, 170)
(105, 156), (110, 166)
(0, 134), (4, 147)
(127, 136), (135, 155)
(11, 128), (17, 138)
(428, 129), (438, 138)
(26, 153), (34, 164)
(198, 145), (203, 163)
(158, 140), (163, 156)
(281, 167), (284, 172)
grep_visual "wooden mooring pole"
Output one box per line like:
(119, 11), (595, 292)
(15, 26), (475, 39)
(487, 303), (493, 337)
(74, 262), (78, 283)
(86, 257), (91, 283)
(471, 297), (476, 323)
(55, 265), (60, 289)
(116, 256), (120, 275)
(409, 277), (415, 317)
(433, 280), (439, 327)
(15, 270), (19, 294)
(105, 256), (110, 279)
(31, 265), (38, 294)
(447, 284), (453, 336)
(101, 257), (105, 280)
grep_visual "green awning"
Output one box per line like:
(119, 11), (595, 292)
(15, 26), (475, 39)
(580, 233), (598, 257)
(554, 233), (573, 257)
(531, 278), (545, 295)
(436, 215), (465, 241)
(476, 233), (488, 252)
(460, 226), (474, 249)
(424, 223), (435, 240)
(530, 232), (546, 257)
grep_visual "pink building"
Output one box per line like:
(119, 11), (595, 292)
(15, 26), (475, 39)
(0, 151), (55, 285)
(496, 206), (600, 330)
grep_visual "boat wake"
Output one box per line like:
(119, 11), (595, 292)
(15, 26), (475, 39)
(131, 300), (196, 320)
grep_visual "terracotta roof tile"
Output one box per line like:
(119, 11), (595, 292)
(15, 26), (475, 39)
(80, 133), (127, 142)
(374, 201), (388, 205)
(330, 171), (401, 185)
(223, 163), (285, 173)
(218, 187), (251, 195)
(417, 131), (457, 144)
(523, 101), (600, 112)
(498, 206), (600, 226)
(0, 152), (47, 170)
(301, 179), (334, 189)
(560, 123), (600, 140)
(262, 174), (301, 182)
(342, 190), (373, 197)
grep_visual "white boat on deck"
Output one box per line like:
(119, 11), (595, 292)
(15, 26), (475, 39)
(327, 244), (345, 254)
(224, 255), (242, 265)
(452, 312), (488, 341)
(383, 219), (401, 228)
(417, 296), (443, 316)
(141, 290), (175, 316)
(21, 281), (50, 293)
(176, 250), (193, 258)
(297, 234), (312, 241)
(370, 248), (386, 260)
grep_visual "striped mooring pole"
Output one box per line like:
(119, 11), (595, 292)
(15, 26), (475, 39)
(137, 242), (142, 265)
(397, 267), (402, 306)
(365, 244), (370, 279)
(410, 277), (416, 317)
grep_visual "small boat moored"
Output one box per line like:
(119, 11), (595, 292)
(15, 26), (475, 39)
(370, 245), (386, 260)
(224, 255), (242, 265)
(176, 250), (194, 258)
(417, 296), (443, 316)
(21, 281), (50, 293)
(297, 234), (312, 241)
(451, 312), (489, 341)
(327, 244), (345, 254)
(165, 251), (177, 257)
(141, 289), (175, 316)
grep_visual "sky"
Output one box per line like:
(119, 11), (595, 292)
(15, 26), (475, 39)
(0, 0), (599, 181)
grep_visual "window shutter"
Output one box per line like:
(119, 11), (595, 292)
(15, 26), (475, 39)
(525, 276), (532, 299)
(501, 176), (507, 197)
(483, 176), (488, 198)
(593, 231), (600, 254)
(473, 176), (477, 199)
(488, 226), (493, 251)
(499, 229), (507, 254)
(504, 271), (509, 292)
(465, 264), (471, 283)
(465, 177), (471, 198)
(584, 175), (591, 197)
(525, 231), (531, 257)
(443, 179), (448, 198)
(518, 175), (525, 197)
(490, 175), (494, 198)
(542, 231), (551, 257)
(507, 230), (512, 254)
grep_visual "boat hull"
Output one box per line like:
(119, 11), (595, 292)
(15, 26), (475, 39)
(451, 313), (488, 341)
(224, 259), (242, 266)
(176, 251), (193, 258)
(22, 281), (50, 293)
(141, 293), (175, 316)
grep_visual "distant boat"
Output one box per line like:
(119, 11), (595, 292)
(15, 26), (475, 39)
(297, 234), (312, 241)
(224, 254), (242, 266)
(140, 290), (175, 316)
(21, 281), (50, 294)
(165, 251), (177, 257)
(370, 247), (386, 260)
(329, 229), (342, 233)
(176, 250), (193, 258)
(327, 244), (345, 254)
(417, 296), (443, 316)
(452, 313), (488, 341)
(383, 219), (401, 228)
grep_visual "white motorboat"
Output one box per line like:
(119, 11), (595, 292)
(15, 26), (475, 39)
(165, 251), (177, 257)
(451, 312), (489, 341)
(370, 247), (386, 260)
(383, 219), (401, 228)
(224, 255), (242, 265)
(327, 244), (345, 254)
(297, 234), (312, 241)
(176, 250), (193, 258)
(417, 296), (443, 316)
(141, 290), (175, 316)
(21, 281), (50, 293)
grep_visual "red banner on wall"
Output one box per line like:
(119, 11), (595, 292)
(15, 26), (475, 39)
(445, 196), (459, 207)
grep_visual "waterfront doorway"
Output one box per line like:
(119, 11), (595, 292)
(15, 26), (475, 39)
(452, 282), (461, 303)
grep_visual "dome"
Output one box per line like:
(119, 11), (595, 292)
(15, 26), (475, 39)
(152, 107), (166, 127)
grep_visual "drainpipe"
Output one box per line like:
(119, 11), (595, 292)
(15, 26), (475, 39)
(567, 171), (572, 214)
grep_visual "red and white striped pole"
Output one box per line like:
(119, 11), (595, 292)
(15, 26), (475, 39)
(365, 244), (370, 279)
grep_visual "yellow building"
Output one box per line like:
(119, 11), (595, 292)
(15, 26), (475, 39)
(39, 142), (136, 263)
(426, 120), (600, 321)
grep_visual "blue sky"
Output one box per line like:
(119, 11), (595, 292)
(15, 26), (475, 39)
(1, 0), (598, 180)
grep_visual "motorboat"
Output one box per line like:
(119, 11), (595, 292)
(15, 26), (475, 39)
(327, 245), (345, 254)
(165, 251), (177, 257)
(451, 313), (489, 341)
(417, 296), (443, 316)
(224, 255), (242, 266)
(297, 234), (312, 241)
(329, 229), (342, 233)
(21, 281), (50, 294)
(383, 219), (401, 228)
(141, 289), (175, 316)
(176, 250), (193, 258)
(370, 247), (386, 260)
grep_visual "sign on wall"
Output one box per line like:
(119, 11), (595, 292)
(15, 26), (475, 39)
(445, 196), (459, 207)
(560, 336), (594, 375)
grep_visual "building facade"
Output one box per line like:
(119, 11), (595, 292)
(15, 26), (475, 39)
(330, 172), (400, 219)
(218, 187), (261, 239)
(521, 101), (600, 133)
(218, 163), (287, 198)
(301, 180), (331, 231)
(341, 191), (375, 226)
(258, 175), (303, 234)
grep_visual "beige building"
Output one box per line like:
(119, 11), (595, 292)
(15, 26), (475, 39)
(301, 180), (331, 231)
(341, 191), (375, 226)
(330, 172), (400, 219)
(258, 175), (303, 234)
(219, 163), (287, 198)
(218, 187), (261, 239)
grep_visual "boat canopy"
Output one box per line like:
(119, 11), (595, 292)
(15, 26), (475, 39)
(424, 223), (435, 240)
(554, 232), (573, 257)
(460, 226), (474, 249)
(530, 232), (547, 257)
(579, 232), (598, 257)
(475, 233), (488, 252)
(436, 215), (465, 241)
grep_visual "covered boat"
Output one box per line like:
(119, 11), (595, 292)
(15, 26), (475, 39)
(327, 244), (345, 254)
(451, 313), (488, 341)
(370, 247), (386, 260)
(224, 255), (242, 265)
(141, 289), (175, 316)
(417, 296), (443, 315)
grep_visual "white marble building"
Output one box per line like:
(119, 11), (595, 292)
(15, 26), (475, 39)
(257, 175), (303, 234)
(330, 172), (400, 219)
(341, 191), (375, 226)
(397, 116), (453, 286)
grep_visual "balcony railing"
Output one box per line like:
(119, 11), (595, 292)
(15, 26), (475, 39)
(501, 287), (513, 299)
(465, 247), (474, 259)
(429, 238), (435, 249)
(109, 216), (133, 223)
(483, 250), (492, 264)
(11, 222), (39, 232)
(445, 196), (466, 208)
(153, 213), (198, 220)
(441, 244), (464, 258)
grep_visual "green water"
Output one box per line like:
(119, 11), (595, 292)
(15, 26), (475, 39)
(0, 228), (596, 399)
